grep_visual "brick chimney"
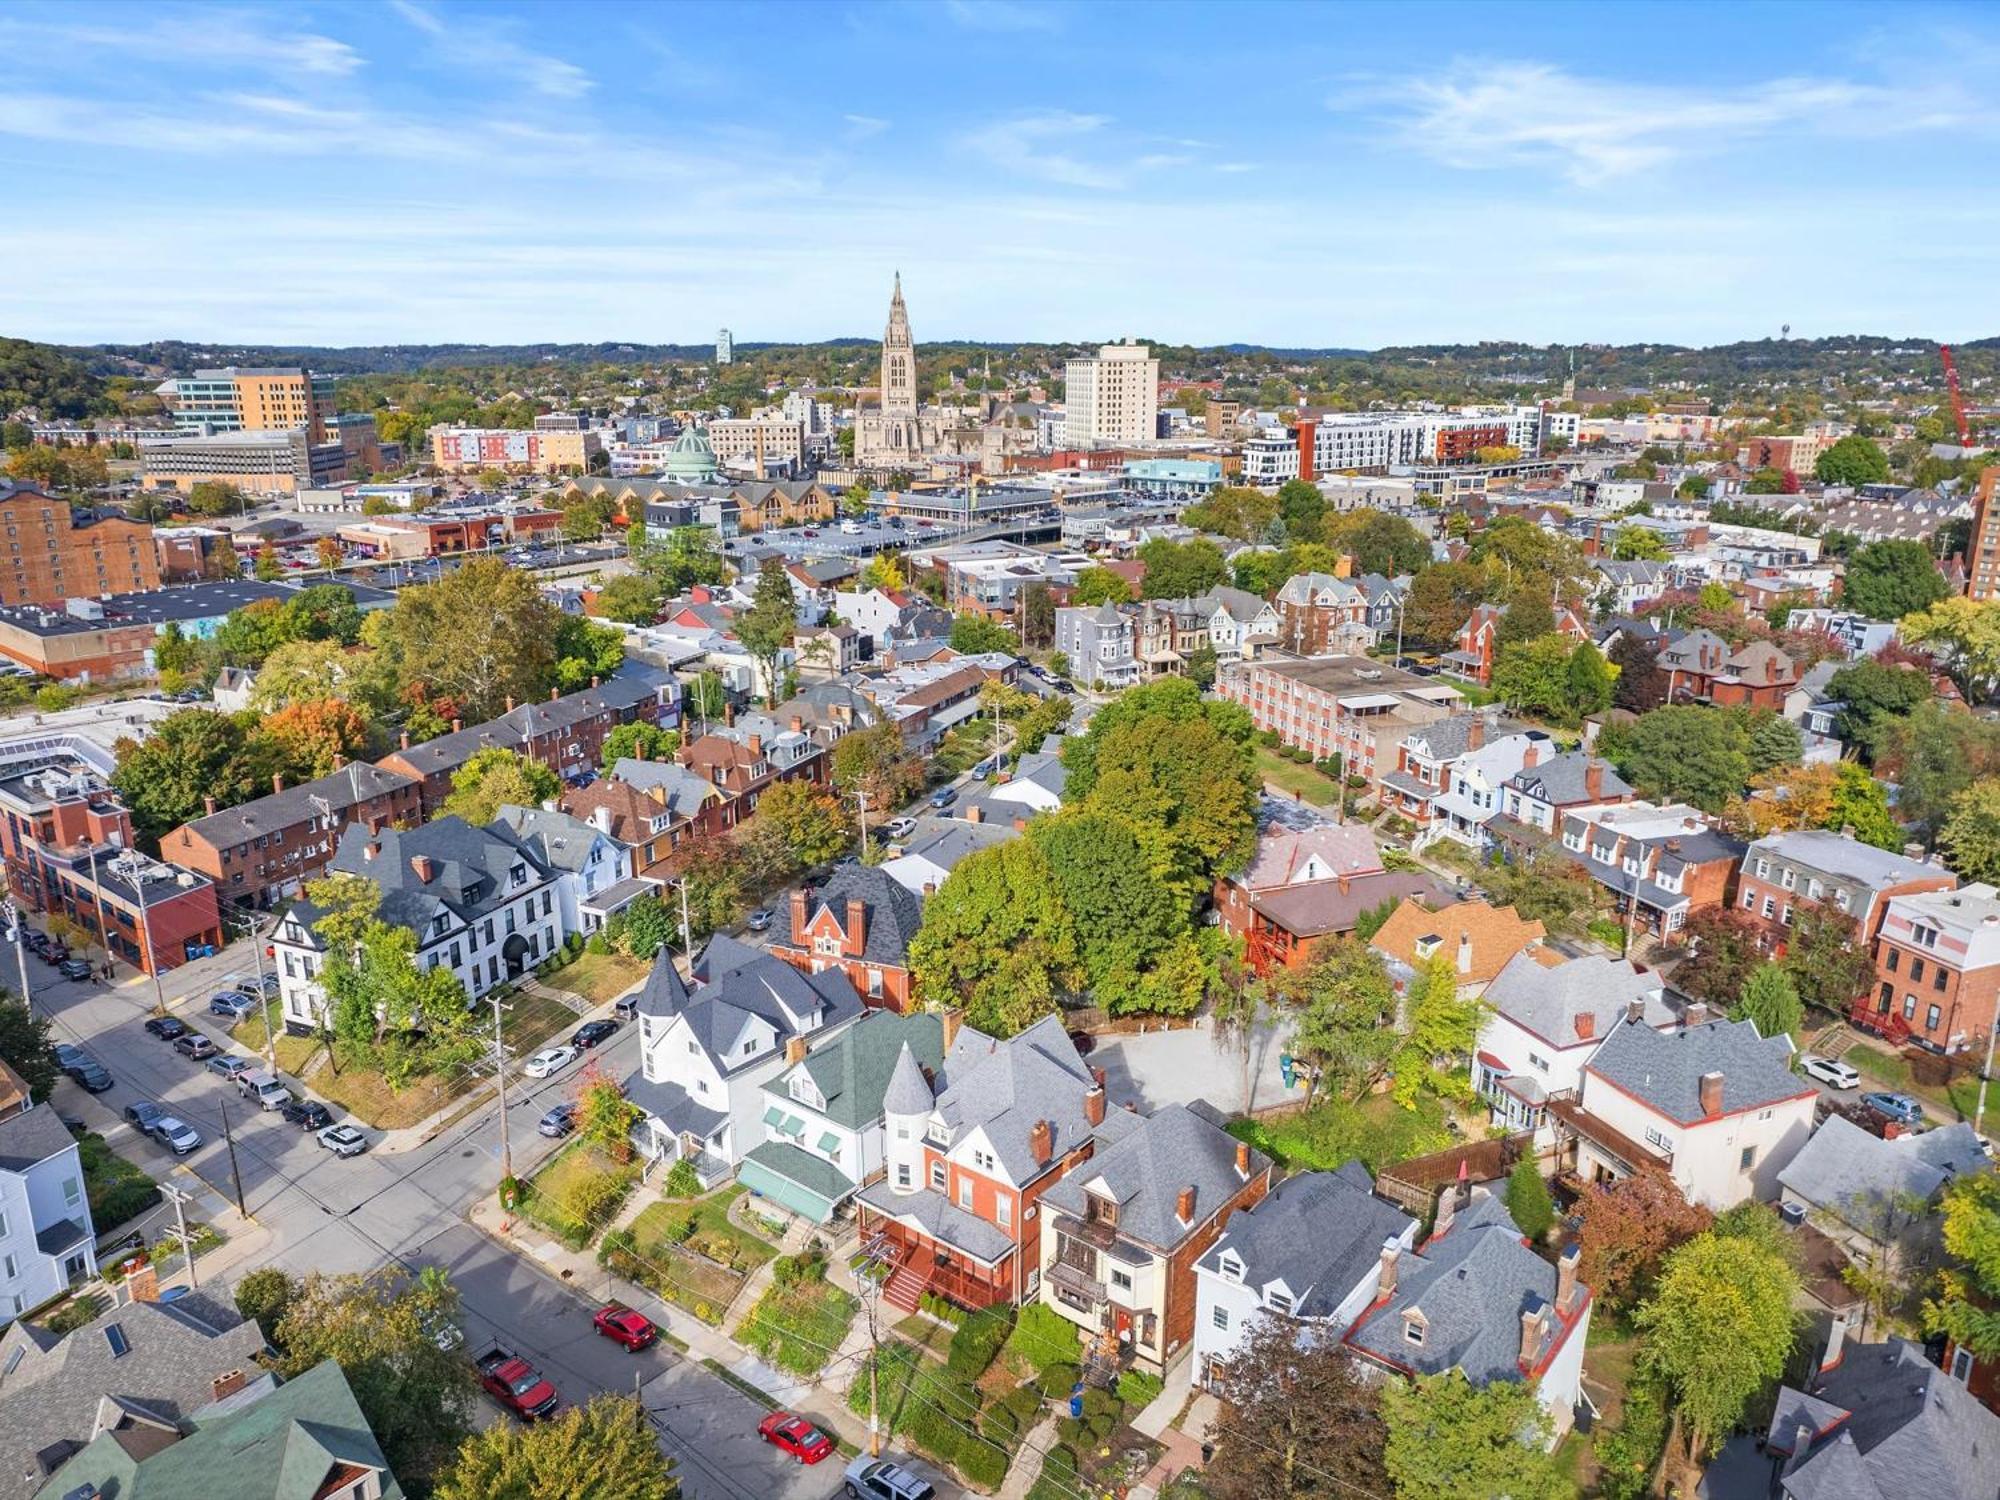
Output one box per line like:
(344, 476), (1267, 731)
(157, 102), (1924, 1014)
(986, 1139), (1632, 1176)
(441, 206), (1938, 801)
(844, 897), (867, 957)
(942, 1009), (961, 1052)
(399, 730), (410, 750)
(1030, 1117), (1052, 1164)
(965, 805), (983, 824)
(1176, 1184), (1197, 1224)
(1697, 1070), (1724, 1117)
(211, 1368), (249, 1402)
(791, 715), (804, 733)
(790, 887), (809, 945)
(1556, 1244), (1581, 1315)
(550, 686), (559, 701)
(1519, 1301), (1549, 1368)
(1234, 1140), (1251, 1178)
(1376, 1242), (1399, 1301)
(1584, 760), (1604, 800)
(203, 796), (217, 816)
(411, 855), (436, 883)
(1684, 1000), (1709, 1028)
(1573, 1011), (1595, 1041)
(1467, 716), (1485, 750)
(785, 1035), (807, 1066)
(1626, 996), (1645, 1024)
(1820, 1312), (1850, 1373)
(1433, 1185), (1458, 1241)
(451, 718), (462, 732)
(505, 696), (515, 713)
(126, 1263), (159, 1302)
(271, 772), (284, 795)
(1084, 1072), (1106, 1127)
(1522, 741), (1541, 769)
(332, 753), (345, 771)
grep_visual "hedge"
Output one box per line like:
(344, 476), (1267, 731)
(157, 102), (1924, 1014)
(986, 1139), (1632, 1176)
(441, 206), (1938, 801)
(946, 1306), (1015, 1377)
(849, 1340), (1010, 1488)
(1003, 1302), (1083, 1376)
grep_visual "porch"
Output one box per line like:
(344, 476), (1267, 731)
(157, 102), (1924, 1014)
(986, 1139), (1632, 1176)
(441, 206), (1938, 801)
(857, 1220), (1013, 1314)
(1544, 1090), (1667, 1187)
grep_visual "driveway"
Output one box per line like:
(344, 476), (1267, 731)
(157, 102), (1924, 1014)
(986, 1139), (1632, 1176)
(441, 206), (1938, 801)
(1090, 1015), (1299, 1117)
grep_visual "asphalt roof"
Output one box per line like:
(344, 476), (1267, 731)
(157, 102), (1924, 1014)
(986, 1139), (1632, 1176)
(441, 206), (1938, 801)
(1198, 1163), (1414, 1321)
(931, 1013), (1136, 1185)
(1777, 1115), (1991, 1230)
(1746, 830), (1945, 889)
(290, 816), (553, 939)
(0, 1107), (79, 1172)
(1586, 1015), (1809, 1123)
(631, 940), (861, 1078)
(0, 580), (391, 640)
(1042, 1102), (1268, 1252)
(1483, 952), (1673, 1048)
(773, 865), (925, 973)
(779, 1010), (946, 1131)
(180, 760), (417, 847)
(1505, 749), (1632, 805)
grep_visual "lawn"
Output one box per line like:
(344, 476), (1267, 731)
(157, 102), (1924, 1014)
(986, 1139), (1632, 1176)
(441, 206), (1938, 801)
(931, 720), (997, 780)
(1227, 1092), (1453, 1175)
(74, 1131), (158, 1229)
(497, 988), (580, 1053)
(227, 1015), (319, 1076)
(894, 1313), (957, 1362)
(1253, 746), (1341, 806)
(739, 1269), (859, 1376)
(521, 1141), (640, 1251)
(630, 1185), (778, 1274)
(313, 1065), (469, 1132)
(1843, 1039), (1985, 1121)
(545, 951), (649, 1008)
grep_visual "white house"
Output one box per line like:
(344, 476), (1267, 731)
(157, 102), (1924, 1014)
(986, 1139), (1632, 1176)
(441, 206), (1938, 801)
(987, 742), (1068, 815)
(1551, 1006), (1817, 1210)
(1473, 953), (1676, 1144)
(1593, 560), (1671, 615)
(491, 803), (638, 935)
(623, 936), (862, 1180)
(881, 820), (1015, 896)
(1203, 587), (1281, 662)
(271, 816), (568, 1032)
(0, 1105), (95, 1323)
(1192, 1162), (1416, 1391)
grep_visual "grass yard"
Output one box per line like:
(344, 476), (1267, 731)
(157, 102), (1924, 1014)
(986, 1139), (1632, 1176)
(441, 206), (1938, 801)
(1253, 746), (1342, 805)
(739, 1274), (858, 1376)
(497, 988), (579, 1053)
(1228, 1092), (1453, 1175)
(629, 1184), (778, 1274)
(522, 1141), (640, 1251)
(1843, 1039), (1985, 1121)
(546, 952), (650, 1008)
(312, 1065), (468, 1131)
(227, 1015), (319, 1076)
(75, 1131), (158, 1229)
(893, 1313), (958, 1362)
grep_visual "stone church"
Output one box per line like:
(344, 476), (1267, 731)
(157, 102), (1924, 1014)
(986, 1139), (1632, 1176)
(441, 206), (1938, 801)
(855, 273), (945, 468)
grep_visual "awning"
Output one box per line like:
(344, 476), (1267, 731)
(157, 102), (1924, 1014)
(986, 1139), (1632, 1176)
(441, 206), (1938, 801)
(817, 1131), (842, 1155)
(737, 1140), (854, 1223)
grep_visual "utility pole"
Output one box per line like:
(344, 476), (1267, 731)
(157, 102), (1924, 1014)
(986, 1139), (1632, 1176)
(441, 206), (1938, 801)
(854, 786), (869, 855)
(4, 897), (33, 1017)
(491, 992), (514, 1185)
(159, 1181), (197, 1289)
(1975, 1013), (1998, 1139)
(218, 1100), (248, 1219)
(675, 878), (692, 957)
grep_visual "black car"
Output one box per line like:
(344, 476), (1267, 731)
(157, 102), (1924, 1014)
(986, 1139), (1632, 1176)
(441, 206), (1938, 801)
(56, 958), (92, 981)
(172, 1033), (219, 1061)
(281, 1099), (333, 1131)
(571, 1019), (618, 1050)
(143, 1016), (189, 1042)
(65, 1060), (113, 1093)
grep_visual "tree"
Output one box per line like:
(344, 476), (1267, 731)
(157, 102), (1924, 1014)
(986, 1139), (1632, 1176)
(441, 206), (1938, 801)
(186, 479), (244, 516)
(841, 481), (871, 517)
(1493, 636), (1579, 725)
(683, 669), (728, 725)
(214, 598), (292, 666)
(263, 698), (372, 780)
(1273, 477), (1326, 542)
(1286, 938), (1399, 1103)
(476, 467), (508, 491)
(387, 557), (560, 720)
(860, 551), (906, 593)
(1392, 955), (1481, 1109)
(1902, 597), (2000, 699)
(1183, 485), (1280, 541)
(1185, 642), (1218, 690)
(1401, 561), (1490, 650)
(315, 536), (343, 575)
(273, 1268), (476, 1490)
(1779, 902), (1877, 1013)
(908, 839), (1082, 1037)
(594, 571), (663, 625)
(1019, 581), (1056, 648)
(1136, 537), (1228, 599)
(1381, 1371), (1563, 1500)
(1843, 539), (1949, 621)
(1733, 962), (1803, 1041)
(250, 639), (358, 712)
(253, 541), (283, 580)
(829, 720), (924, 810)
(550, 614), (625, 693)
(628, 523), (725, 595)
(1565, 639), (1616, 719)
(1028, 812), (1184, 1015)
(1071, 566), (1133, 606)
(1673, 907), (1766, 1008)
(948, 613), (1015, 655)
(1609, 634), (1667, 711)
(1325, 510), (1431, 577)
(1638, 1228), (1801, 1466)
(560, 490), (616, 542)
(1494, 586), (1556, 646)
(204, 536), (243, 580)
(1576, 1166), (1714, 1313)
(436, 1395), (678, 1500)
(1729, 760), (1900, 850)
(571, 1062), (643, 1161)
(1612, 524), (1669, 561)
(1827, 659), (1935, 761)
(0, 997), (58, 1102)
(1814, 434), (1891, 487)
(1876, 702), (2000, 842)
(599, 722), (679, 771)
(1940, 781), (2000, 884)
(1742, 708), (1802, 776)
(233, 1266), (300, 1342)
(1204, 1314), (1388, 1500)
(1616, 705), (1751, 812)
(735, 557), (797, 705)
(442, 748), (562, 827)
(111, 709), (277, 847)
(747, 779), (853, 868)
(1926, 1172), (2000, 1372)
(1506, 1158), (1556, 1241)
(1744, 466), (1789, 495)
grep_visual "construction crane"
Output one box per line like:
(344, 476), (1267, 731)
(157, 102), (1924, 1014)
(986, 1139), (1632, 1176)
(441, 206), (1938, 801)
(1940, 344), (1972, 448)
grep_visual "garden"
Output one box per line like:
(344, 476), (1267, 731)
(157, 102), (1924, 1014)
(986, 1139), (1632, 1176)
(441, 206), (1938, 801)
(736, 1246), (857, 1375)
(599, 1183), (781, 1325)
(519, 1140), (640, 1251)
(74, 1129), (158, 1229)
(1227, 1092), (1455, 1176)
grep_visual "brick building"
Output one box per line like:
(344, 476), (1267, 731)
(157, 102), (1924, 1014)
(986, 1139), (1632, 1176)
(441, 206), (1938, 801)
(1218, 655), (1464, 793)
(1860, 882), (2000, 1055)
(768, 865), (925, 1012)
(1734, 831), (1953, 959)
(0, 484), (159, 609)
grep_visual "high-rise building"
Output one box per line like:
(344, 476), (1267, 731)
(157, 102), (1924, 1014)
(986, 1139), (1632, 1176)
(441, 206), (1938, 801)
(155, 367), (337, 443)
(1063, 342), (1159, 448)
(716, 328), (734, 365)
(1967, 465), (2000, 601)
(0, 482), (159, 605)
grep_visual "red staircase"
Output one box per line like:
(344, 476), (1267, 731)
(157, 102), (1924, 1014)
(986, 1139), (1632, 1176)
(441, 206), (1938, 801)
(881, 1245), (934, 1313)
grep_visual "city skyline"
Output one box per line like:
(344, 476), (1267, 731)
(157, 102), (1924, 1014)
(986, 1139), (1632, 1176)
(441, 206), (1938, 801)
(2, 0), (1997, 347)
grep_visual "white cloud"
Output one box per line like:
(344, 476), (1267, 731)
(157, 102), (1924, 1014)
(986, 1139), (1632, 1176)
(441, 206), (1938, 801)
(0, 11), (362, 76)
(1352, 60), (1918, 184)
(843, 113), (890, 140)
(942, 0), (1059, 34)
(958, 111), (1121, 189)
(388, 0), (592, 98)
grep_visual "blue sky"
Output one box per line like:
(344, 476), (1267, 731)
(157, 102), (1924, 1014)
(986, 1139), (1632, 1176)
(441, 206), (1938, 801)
(2, 0), (1996, 349)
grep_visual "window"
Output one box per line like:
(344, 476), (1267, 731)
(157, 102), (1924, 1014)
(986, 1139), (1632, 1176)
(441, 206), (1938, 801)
(1780, 868), (1796, 891)
(61, 1176), (80, 1209)
(1265, 1290), (1293, 1314)
(1927, 1004), (1942, 1031)
(1834, 889), (1851, 911)
(1904, 993), (1918, 1021)
(1762, 897), (1776, 919)
(995, 1195), (1011, 1228)
(1806, 878), (1823, 901)
(1739, 1146), (1757, 1172)
(1402, 1315), (1426, 1346)
(1934, 968), (1948, 992)
(1110, 1268), (1133, 1293)
(1886, 947), (1900, 973)
(1644, 1125), (1675, 1153)
(0, 1253), (11, 1280)
(1754, 858), (1770, 879)
(1211, 1306), (1229, 1331)
(930, 1161), (946, 1191)
(1911, 957), (1926, 982)
(957, 1179), (973, 1210)
(1952, 1346), (1975, 1382)
(895, 1163), (912, 1189)
(1740, 889), (1756, 910)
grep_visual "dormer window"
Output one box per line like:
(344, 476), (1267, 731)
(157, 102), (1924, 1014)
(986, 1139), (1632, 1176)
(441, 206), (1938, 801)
(511, 864), (529, 887)
(1402, 1312), (1427, 1346)
(1084, 1191), (1119, 1228)
(1414, 934), (1442, 960)
(1264, 1290), (1294, 1315)
(1217, 1251), (1243, 1283)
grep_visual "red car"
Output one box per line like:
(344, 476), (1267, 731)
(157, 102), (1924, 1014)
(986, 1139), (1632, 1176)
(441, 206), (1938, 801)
(592, 1302), (657, 1351)
(757, 1411), (834, 1464)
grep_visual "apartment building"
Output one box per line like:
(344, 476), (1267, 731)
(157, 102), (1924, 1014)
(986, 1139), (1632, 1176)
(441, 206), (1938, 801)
(1966, 465), (2000, 603)
(157, 366), (337, 442)
(0, 1105), (96, 1321)
(1861, 882), (2000, 1055)
(1213, 822), (1414, 974)
(706, 418), (806, 471)
(0, 484), (158, 609)
(1054, 604), (1139, 689)
(1735, 831), (1953, 959)
(1063, 343), (1159, 447)
(1217, 654), (1463, 790)
(560, 760), (730, 879)
(428, 426), (602, 475)
(1739, 433), (1831, 474)
(1272, 572), (1372, 656)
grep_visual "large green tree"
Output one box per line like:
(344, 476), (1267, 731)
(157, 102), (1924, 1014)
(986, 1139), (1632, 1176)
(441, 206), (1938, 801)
(908, 840), (1083, 1037)
(1927, 1172), (2000, 1374)
(1876, 703), (2000, 842)
(1028, 811), (1186, 1015)
(1284, 937), (1399, 1103)
(0, 997), (59, 1102)
(1326, 509), (1431, 577)
(1842, 539), (1950, 621)
(1940, 781), (2000, 884)
(594, 571), (664, 625)
(1400, 561), (1490, 650)
(437, 1395), (677, 1500)
(1391, 954), (1482, 1109)
(736, 557), (798, 705)
(1813, 434), (1891, 487)
(1827, 660), (1935, 761)
(1781, 903), (1879, 1013)
(1381, 1371), (1564, 1500)
(111, 709), (282, 846)
(1615, 705), (1752, 812)
(387, 557), (561, 721)
(1136, 537), (1229, 599)
(1902, 597), (2000, 699)
(948, 613), (1016, 655)
(440, 748), (562, 828)
(1071, 566), (1134, 606)
(1204, 1313), (1388, 1500)
(1732, 962), (1803, 1042)
(599, 722), (679, 771)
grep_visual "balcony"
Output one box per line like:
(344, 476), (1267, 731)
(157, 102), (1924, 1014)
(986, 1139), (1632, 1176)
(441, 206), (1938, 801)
(1045, 1258), (1108, 1307)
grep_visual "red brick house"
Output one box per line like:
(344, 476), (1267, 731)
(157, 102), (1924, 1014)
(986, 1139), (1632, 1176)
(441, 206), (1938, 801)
(1442, 602), (1589, 687)
(1859, 882), (2000, 1055)
(1734, 831), (1954, 960)
(769, 866), (924, 1012)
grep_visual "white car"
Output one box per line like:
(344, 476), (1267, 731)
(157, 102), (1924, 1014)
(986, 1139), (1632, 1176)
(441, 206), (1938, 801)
(317, 1123), (368, 1157)
(883, 817), (917, 841)
(523, 1045), (576, 1079)
(1799, 1053), (1861, 1090)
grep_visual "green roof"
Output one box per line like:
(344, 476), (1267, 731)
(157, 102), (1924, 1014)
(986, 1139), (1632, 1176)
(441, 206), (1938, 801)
(739, 1140), (853, 1222)
(34, 1358), (401, 1500)
(771, 1011), (946, 1129)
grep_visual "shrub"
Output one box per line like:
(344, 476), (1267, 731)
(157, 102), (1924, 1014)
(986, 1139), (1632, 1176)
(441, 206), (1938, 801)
(584, 932), (610, 955)
(233, 1267), (300, 1343)
(1006, 1301), (1082, 1375)
(41, 1293), (106, 1335)
(1027, 1446), (1080, 1500)
(946, 1306), (1014, 1376)
(1035, 1362), (1080, 1400)
(661, 1158), (701, 1199)
(1116, 1368), (1165, 1409)
(956, 1435), (1010, 1490)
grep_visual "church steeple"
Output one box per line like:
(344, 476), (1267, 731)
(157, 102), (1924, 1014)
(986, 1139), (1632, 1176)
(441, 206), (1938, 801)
(880, 273), (916, 419)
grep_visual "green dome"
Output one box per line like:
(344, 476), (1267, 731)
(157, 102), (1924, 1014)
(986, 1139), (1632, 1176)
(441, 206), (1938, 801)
(660, 425), (718, 484)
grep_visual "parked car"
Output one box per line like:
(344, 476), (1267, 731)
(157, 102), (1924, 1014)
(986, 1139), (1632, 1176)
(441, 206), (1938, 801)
(148, 1116), (203, 1155)
(52, 1042), (88, 1070)
(523, 1045), (576, 1079)
(759, 1412), (834, 1464)
(537, 1102), (577, 1139)
(614, 994), (640, 1022)
(65, 1059), (113, 1093)
(173, 1033), (219, 1062)
(842, 1457), (937, 1500)
(123, 1101), (166, 1132)
(206, 1054), (253, 1082)
(56, 958), (93, 981)
(317, 1123), (367, 1157)
(591, 1302), (658, 1351)
(883, 816), (917, 841)
(250, 1078), (291, 1112)
(472, 1342), (560, 1420)
(571, 1019), (618, 1050)
(928, 787), (956, 809)
(281, 1099), (333, 1131)
(236, 973), (280, 996)
(209, 992), (260, 1021)
(746, 908), (773, 933)
(1861, 1091), (1926, 1126)
(1799, 1053), (1861, 1090)
(143, 1016), (190, 1042)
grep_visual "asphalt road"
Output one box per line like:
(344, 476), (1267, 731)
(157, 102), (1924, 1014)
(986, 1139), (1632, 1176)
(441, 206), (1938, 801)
(28, 953), (939, 1500)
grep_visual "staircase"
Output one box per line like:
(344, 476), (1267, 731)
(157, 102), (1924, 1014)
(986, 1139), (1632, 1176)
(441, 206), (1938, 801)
(1816, 1023), (1857, 1061)
(881, 1247), (933, 1314)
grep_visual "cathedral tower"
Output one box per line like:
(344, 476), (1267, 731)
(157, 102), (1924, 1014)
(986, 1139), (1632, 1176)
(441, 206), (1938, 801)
(880, 272), (917, 420)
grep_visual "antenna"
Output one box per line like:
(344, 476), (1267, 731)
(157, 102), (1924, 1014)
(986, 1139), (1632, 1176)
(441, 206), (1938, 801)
(1781, 323), (1791, 340)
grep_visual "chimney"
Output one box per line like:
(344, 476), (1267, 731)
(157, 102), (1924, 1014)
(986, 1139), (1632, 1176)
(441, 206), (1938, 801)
(1697, 1070), (1724, 1117)
(589, 804), (612, 836)
(784, 1035), (807, 1066)
(1012, 815), (1028, 832)
(126, 1264), (159, 1303)
(790, 887), (809, 945)
(1782, 1423), (1818, 1478)
(791, 715), (804, 733)
(1820, 1311), (1849, 1373)
(1882, 1119), (1906, 1140)
(923, 882), (937, 898)
(211, 1368), (249, 1402)
(1556, 1243), (1581, 1314)
(1085, 1073), (1106, 1127)
(550, 686), (559, 701)
(1467, 716), (1485, 750)
(1433, 1185), (1458, 1241)
(1584, 760), (1604, 800)
(1337, 871), (1349, 895)
(942, 1009), (961, 1053)
(272, 772), (284, 795)
(399, 730), (410, 750)
(747, 733), (762, 756)
(845, 896), (867, 957)
(1684, 1000), (1709, 1028)
(1522, 742), (1541, 769)
(451, 718), (462, 732)
(1235, 1140), (1251, 1177)
(203, 795), (216, 816)
(332, 753), (345, 770)
(411, 855), (436, 883)
(1573, 1011), (1595, 1041)
(965, 804), (983, 824)
(1030, 1117), (1053, 1164)
(1519, 1301), (1548, 1368)
(505, 696), (515, 712)
(1376, 1242), (1400, 1301)
(1176, 1184), (1197, 1224)
(1626, 997), (1645, 1024)
(1456, 930), (1472, 975)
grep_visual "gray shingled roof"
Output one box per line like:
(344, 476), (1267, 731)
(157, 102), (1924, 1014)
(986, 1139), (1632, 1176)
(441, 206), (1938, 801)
(0, 1108), (78, 1172)
(610, 758), (718, 816)
(1506, 749), (1632, 805)
(388, 676), (656, 780)
(181, 761), (417, 847)
(632, 940), (861, 1078)
(778, 866), (925, 972)
(1042, 1102), (1268, 1252)
(1585, 1016), (1808, 1124)
(1483, 952), (1673, 1049)
(490, 804), (611, 876)
(289, 817), (552, 941)
(882, 1042), (935, 1117)
(1198, 1163), (1414, 1321)
(1747, 831), (1943, 890)
(785, 1011), (945, 1130)
(933, 1014), (1137, 1184)
(1778, 1116), (1990, 1229)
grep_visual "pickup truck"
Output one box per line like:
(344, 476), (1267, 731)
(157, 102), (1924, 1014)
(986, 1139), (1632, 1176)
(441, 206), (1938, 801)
(472, 1341), (560, 1420)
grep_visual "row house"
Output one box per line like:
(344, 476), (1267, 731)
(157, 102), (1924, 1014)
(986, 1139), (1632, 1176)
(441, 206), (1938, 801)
(860, 661), (994, 750)
(1656, 630), (1800, 708)
(1038, 1103), (1274, 1373)
(1053, 604), (1139, 690)
(1205, 586), (1281, 662)
(1218, 655), (1464, 792)
(1784, 607), (1898, 659)
(1137, 595), (1212, 678)
(560, 758), (730, 881)
(768, 865), (925, 1013)
(1735, 831), (1952, 961)
(1860, 881), (2000, 1056)
(1354, 573), (1412, 644)
(489, 803), (648, 935)
(1488, 748), (1634, 848)
(857, 1014), (1138, 1312)
(1551, 801), (1744, 939)
(1545, 1004), (1816, 1210)
(1441, 602), (1590, 688)
(1424, 727), (1556, 853)
(1272, 572), (1372, 656)
(1378, 712), (1536, 831)
(272, 816), (568, 1032)
(676, 713), (825, 809)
